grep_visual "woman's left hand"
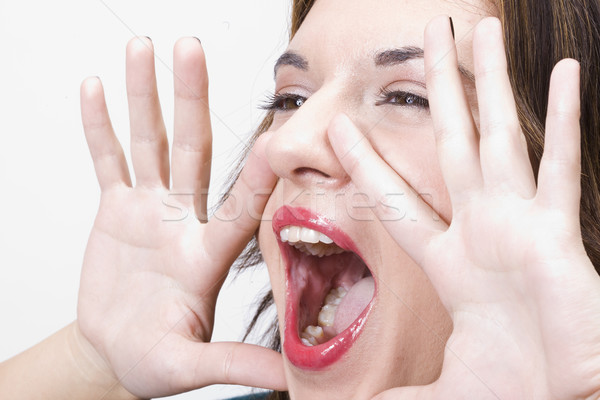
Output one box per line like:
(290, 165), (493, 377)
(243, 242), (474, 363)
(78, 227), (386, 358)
(328, 16), (600, 400)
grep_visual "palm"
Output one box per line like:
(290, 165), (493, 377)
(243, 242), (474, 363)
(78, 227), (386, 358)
(427, 194), (600, 399)
(80, 204), (209, 395)
(75, 37), (284, 398)
(84, 188), (216, 307)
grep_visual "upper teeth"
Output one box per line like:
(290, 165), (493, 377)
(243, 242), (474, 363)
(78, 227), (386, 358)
(280, 225), (344, 257)
(280, 226), (334, 244)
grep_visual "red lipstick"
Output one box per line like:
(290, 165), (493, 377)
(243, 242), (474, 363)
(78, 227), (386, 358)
(272, 206), (375, 370)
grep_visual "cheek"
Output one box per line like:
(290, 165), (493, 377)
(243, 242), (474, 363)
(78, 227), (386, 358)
(258, 185), (288, 323)
(372, 130), (452, 222)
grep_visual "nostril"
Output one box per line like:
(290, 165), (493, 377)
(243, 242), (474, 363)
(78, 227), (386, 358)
(294, 167), (332, 179)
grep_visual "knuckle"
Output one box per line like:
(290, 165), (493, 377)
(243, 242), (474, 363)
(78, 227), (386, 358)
(547, 107), (580, 121)
(130, 129), (168, 145)
(83, 118), (109, 132)
(176, 88), (210, 102)
(480, 118), (520, 138)
(175, 76), (210, 101)
(95, 148), (124, 165)
(126, 88), (157, 100)
(172, 136), (212, 153)
(474, 64), (505, 82)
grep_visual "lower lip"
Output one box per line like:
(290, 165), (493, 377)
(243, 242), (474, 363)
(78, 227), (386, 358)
(284, 291), (373, 370)
(273, 206), (375, 370)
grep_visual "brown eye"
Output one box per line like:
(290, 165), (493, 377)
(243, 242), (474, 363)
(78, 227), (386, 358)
(281, 96), (305, 109)
(392, 94), (416, 105)
(376, 90), (429, 109)
(261, 93), (307, 111)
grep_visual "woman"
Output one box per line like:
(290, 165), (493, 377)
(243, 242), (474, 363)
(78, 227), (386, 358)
(2, 0), (600, 399)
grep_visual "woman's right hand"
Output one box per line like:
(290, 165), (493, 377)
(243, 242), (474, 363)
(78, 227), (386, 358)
(76, 37), (284, 398)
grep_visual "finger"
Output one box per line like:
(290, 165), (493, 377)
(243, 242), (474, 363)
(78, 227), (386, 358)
(205, 134), (277, 269)
(473, 17), (536, 197)
(328, 113), (447, 266)
(179, 342), (286, 390)
(126, 36), (170, 188)
(172, 37), (212, 221)
(424, 15), (482, 207)
(537, 59), (581, 215)
(80, 77), (132, 190)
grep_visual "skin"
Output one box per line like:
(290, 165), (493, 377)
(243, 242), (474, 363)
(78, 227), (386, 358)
(259, 0), (481, 397)
(72, 38), (285, 397)
(259, 0), (600, 399)
(2, 0), (600, 399)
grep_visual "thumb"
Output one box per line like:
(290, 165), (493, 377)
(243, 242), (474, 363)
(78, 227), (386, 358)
(177, 341), (287, 391)
(204, 133), (277, 270)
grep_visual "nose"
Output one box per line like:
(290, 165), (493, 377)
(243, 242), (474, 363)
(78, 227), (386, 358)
(265, 90), (349, 188)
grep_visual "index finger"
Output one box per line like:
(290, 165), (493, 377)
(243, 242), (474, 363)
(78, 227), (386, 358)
(327, 113), (447, 266)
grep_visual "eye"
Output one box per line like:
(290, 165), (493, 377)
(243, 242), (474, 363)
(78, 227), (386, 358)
(261, 93), (307, 111)
(376, 89), (429, 109)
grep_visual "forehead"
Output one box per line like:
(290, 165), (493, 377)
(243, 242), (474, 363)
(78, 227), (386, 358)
(288, 0), (492, 71)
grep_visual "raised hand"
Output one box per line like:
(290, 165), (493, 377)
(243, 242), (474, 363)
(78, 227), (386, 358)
(77, 37), (285, 398)
(328, 16), (600, 400)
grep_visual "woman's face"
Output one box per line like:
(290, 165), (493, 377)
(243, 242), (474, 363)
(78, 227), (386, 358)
(258, 0), (491, 397)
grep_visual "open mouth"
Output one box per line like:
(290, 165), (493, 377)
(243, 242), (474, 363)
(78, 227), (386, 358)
(273, 206), (376, 370)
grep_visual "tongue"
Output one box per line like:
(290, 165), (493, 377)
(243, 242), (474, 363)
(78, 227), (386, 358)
(333, 276), (375, 335)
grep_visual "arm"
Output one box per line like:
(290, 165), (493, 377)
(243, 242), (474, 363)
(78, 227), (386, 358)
(0, 322), (138, 400)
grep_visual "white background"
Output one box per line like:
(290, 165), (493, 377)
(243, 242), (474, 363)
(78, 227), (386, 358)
(0, 1), (289, 398)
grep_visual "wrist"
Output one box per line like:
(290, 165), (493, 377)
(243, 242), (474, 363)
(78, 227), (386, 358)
(0, 322), (141, 400)
(69, 321), (141, 400)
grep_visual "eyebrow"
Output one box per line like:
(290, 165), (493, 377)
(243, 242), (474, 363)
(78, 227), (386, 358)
(273, 47), (475, 82)
(274, 51), (308, 78)
(375, 46), (475, 82)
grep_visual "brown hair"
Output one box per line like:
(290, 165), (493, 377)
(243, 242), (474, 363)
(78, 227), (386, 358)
(228, 1), (600, 397)
(497, 0), (600, 270)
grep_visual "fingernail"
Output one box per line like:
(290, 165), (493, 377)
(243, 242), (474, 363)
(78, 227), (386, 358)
(194, 36), (201, 44)
(145, 36), (152, 42)
(449, 17), (455, 40)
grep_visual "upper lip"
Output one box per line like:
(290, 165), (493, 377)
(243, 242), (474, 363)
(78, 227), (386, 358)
(272, 206), (360, 253)
(272, 205), (376, 370)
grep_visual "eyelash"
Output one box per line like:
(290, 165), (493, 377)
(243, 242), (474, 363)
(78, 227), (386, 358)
(260, 89), (429, 112)
(260, 93), (306, 111)
(376, 88), (429, 109)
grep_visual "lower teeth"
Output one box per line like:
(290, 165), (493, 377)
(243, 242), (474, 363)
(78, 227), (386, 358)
(300, 286), (347, 346)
